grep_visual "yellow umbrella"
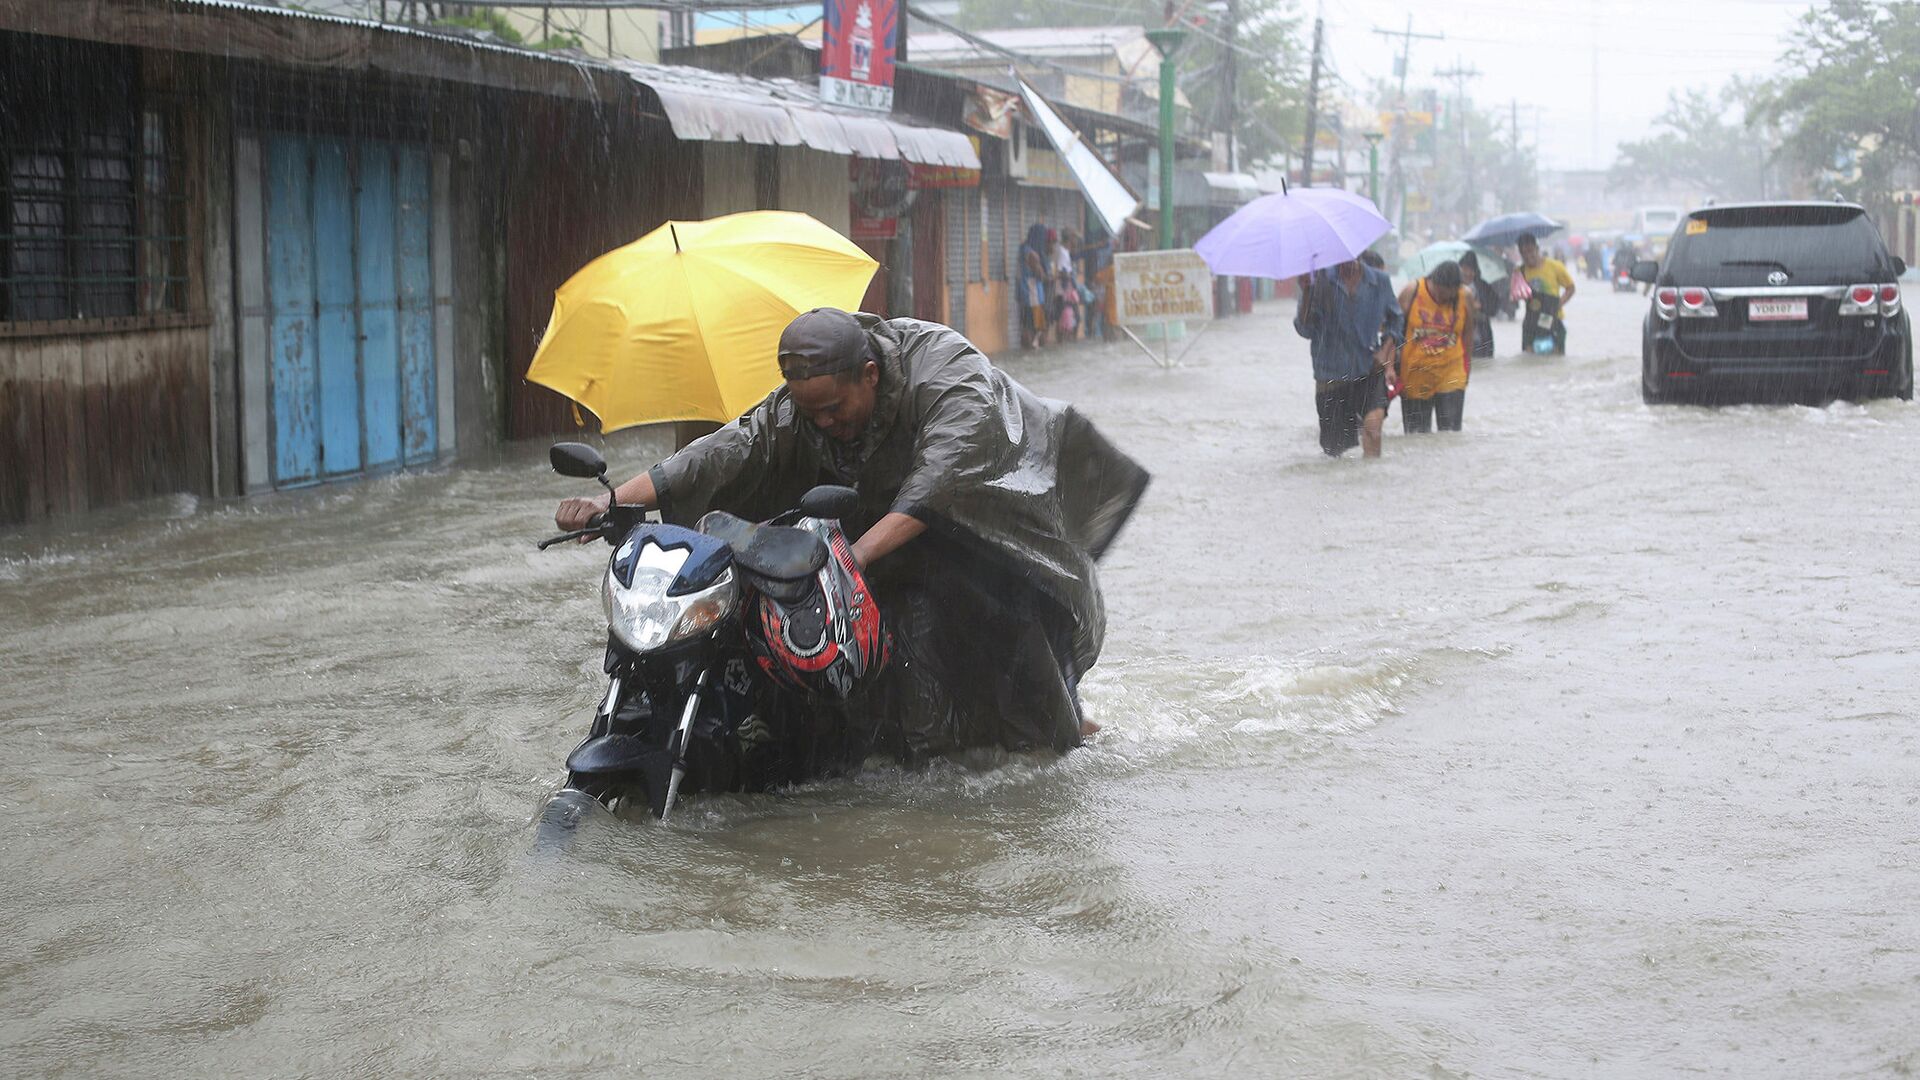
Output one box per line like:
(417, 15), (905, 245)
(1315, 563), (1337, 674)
(526, 210), (879, 430)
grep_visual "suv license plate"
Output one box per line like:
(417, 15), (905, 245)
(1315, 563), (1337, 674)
(1750, 298), (1808, 321)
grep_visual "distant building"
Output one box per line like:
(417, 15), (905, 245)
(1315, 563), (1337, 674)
(1538, 169), (1712, 235)
(908, 25), (1185, 131)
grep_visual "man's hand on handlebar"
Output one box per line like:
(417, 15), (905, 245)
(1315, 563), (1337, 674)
(556, 493), (611, 532)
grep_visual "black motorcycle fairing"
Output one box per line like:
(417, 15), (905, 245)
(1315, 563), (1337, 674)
(608, 522), (734, 596)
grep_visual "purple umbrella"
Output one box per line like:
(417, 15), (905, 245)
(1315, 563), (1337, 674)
(1194, 184), (1392, 281)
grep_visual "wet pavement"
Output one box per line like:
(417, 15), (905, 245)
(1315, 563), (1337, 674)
(3, 286), (1917, 1077)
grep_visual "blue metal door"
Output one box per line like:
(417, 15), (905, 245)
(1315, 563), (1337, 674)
(395, 146), (437, 464)
(313, 138), (361, 478)
(265, 135), (318, 486)
(355, 141), (402, 471)
(262, 134), (434, 488)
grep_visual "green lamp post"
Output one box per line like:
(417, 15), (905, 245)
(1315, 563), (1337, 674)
(1144, 27), (1186, 250)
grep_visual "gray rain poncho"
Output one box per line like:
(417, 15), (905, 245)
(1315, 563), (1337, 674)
(649, 315), (1148, 761)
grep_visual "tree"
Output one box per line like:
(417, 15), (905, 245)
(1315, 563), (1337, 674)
(1611, 81), (1775, 201)
(953, 0), (1306, 164)
(1758, 0), (1920, 202)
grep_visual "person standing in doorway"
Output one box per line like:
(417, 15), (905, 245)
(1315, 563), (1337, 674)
(1294, 259), (1402, 458)
(1396, 260), (1473, 433)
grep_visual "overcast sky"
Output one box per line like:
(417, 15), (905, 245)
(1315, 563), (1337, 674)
(1317, 0), (1817, 172)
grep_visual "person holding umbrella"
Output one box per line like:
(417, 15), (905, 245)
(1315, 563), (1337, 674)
(1457, 251), (1498, 360)
(1191, 182), (1398, 457)
(1294, 258), (1403, 458)
(1517, 233), (1576, 355)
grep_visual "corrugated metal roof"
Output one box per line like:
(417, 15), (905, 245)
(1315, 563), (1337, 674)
(175, 0), (576, 64)
(143, 3), (980, 167)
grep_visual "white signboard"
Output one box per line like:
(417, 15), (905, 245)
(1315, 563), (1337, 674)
(1114, 249), (1215, 326)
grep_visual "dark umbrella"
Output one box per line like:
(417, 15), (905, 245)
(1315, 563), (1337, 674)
(1462, 212), (1564, 248)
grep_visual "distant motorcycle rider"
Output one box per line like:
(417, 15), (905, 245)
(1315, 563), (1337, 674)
(556, 308), (1148, 762)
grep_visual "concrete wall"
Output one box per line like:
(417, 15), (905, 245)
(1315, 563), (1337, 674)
(779, 149), (852, 234)
(701, 144), (852, 234)
(701, 143), (761, 218)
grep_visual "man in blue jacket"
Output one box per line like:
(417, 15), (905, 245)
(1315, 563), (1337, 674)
(1294, 259), (1404, 457)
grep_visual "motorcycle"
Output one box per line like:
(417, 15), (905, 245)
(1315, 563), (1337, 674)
(1521, 293), (1567, 356)
(1612, 267), (1637, 293)
(533, 442), (887, 826)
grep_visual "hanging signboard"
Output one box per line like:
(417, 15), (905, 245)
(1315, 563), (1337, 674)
(908, 161), (980, 189)
(821, 0), (898, 112)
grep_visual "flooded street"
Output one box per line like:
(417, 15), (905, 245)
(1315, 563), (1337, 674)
(4, 288), (1917, 1077)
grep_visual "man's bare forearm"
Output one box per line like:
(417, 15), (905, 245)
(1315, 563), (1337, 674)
(612, 471), (657, 509)
(852, 512), (926, 569)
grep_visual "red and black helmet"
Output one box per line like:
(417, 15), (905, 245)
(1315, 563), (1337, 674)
(748, 528), (888, 698)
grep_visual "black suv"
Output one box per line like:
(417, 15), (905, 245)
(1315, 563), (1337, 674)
(1634, 202), (1914, 404)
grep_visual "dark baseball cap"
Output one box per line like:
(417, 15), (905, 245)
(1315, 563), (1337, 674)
(777, 308), (870, 380)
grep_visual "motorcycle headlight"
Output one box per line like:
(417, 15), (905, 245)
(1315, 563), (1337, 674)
(604, 562), (737, 653)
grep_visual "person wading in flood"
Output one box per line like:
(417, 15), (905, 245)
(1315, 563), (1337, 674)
(554, 308), (1148, 763)
(1396, 260), (1474, 433)
(1294, 259), (1402, 457)
(1457, 250), (1498, 363)
(1517, 233), (1576, 355)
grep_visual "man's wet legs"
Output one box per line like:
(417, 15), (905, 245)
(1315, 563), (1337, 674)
(1360, 407), (1385, 457)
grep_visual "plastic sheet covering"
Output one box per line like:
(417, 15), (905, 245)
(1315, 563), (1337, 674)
(1015, 75), (1140, 236)
(610, 60), (979, 169)
(837, 115), (904, 160)
(887, 122), (975, 168)
(649, 315), (1148, 757)
(786, 106), (860, 157)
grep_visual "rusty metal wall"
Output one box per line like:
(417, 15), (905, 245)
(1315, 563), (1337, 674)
(0, 323), (213, 523)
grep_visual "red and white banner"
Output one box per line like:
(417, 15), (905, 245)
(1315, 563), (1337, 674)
(820, 0), (897, 112)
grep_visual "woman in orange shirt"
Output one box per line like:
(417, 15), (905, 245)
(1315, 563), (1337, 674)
(1395, 260), (1474, 433)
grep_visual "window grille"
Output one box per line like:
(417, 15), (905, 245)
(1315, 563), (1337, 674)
(0, 34), (190, 324)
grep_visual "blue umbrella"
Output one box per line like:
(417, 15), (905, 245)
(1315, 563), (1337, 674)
(1194, 183), (1392, 281)
(1462, 212), (1564, 249)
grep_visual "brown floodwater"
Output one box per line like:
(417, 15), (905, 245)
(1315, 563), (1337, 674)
(3, 288), (1917, 1077)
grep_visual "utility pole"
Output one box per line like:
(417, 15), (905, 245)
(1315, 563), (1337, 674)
(1300, 12), (1324, 185)
(1146, 22), (1187, 249)
(1373, 17), (1443, 236)
(1224, 0), (1238, 172)
(1434, 59), (1480, 228)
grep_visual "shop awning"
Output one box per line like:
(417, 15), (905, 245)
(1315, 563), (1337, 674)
(1203, 171), (1262, 206)
(611, 61), (979, 169)
(1012, 75), (1141, 237)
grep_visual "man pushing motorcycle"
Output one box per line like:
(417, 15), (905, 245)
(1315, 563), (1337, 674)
(555, 308), (1148, 764)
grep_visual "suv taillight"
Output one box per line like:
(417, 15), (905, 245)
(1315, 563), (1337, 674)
(1842, 283), (1886, 316)
(1654, 287), (1677, 320)
(1676, 287), (1717, 318)
(1879, 283), (1901, 316)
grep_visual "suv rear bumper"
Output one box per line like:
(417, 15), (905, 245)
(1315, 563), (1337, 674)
(1645, 319), (1908, 396)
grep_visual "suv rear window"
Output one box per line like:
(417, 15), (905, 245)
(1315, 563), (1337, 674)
(1665, 206), (1886, 278)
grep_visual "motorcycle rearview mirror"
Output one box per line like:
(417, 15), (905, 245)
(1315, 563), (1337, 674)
(550, 442), (607, 480)
(798, 484), (859, 520)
